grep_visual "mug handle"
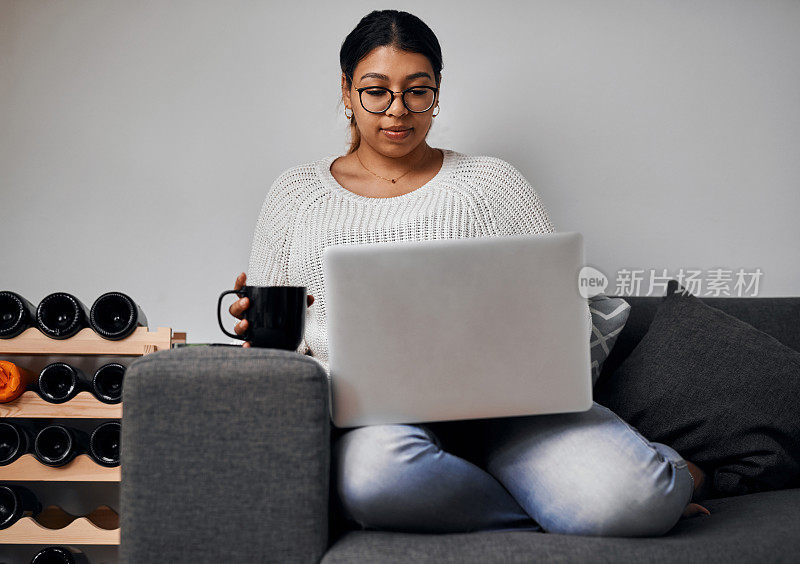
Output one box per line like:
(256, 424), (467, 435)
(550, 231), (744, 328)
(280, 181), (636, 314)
(217, 289), (248, 341)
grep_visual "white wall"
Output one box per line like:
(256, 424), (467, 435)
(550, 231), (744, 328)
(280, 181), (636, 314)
(2, 0), (798, 345)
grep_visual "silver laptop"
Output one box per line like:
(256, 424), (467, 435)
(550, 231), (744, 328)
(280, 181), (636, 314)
(321, 231), (592, 428)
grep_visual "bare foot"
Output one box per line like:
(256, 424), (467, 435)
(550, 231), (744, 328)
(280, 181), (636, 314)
(682, 502), (711, 518)
(686, 460), (708, 500)
(682, 460), (711, 518)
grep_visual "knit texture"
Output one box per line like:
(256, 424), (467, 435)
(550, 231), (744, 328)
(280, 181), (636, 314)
(247, 148), (560, 377)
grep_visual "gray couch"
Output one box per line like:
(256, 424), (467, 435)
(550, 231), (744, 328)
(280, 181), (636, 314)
(120, 295), (800, 563)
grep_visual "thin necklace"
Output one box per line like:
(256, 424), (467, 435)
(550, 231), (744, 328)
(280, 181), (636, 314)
(355, 147), (431, 184)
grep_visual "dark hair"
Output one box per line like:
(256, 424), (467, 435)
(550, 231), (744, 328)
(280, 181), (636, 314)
(339, 10), (443, 154)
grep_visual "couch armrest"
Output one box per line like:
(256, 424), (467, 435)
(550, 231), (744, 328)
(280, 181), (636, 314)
(120, 346), (330, 564)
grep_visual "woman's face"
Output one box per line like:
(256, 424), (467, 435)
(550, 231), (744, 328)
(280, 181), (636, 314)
(342, 46), (439, 157)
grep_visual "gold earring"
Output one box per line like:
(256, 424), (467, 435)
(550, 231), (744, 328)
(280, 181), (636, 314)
(344, 106), (353, 119)
(432, 105), (440, 117)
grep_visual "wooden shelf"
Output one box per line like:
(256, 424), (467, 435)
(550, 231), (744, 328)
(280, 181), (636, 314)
(0, 391), (121, 418)
(0, 454), (120, 482)
(0, 517), (120, 545)
(0, 326), (173, 355)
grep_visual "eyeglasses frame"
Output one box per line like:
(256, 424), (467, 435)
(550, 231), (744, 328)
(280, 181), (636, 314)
(354, 85), (439, 114)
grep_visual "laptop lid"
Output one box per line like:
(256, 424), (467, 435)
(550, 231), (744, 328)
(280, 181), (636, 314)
(322, 231), (592, 428)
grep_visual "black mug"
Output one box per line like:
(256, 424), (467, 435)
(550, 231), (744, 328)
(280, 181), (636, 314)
(217, 285), (306, 350)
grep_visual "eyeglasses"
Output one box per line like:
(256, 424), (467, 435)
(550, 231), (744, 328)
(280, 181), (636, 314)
(355, 86), (438, 114)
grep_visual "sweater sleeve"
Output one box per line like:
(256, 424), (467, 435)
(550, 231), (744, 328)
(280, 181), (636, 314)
(246, 173), (310, 355)
(482, 157), (556, 236)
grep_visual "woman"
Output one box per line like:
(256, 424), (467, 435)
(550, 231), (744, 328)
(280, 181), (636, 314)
(229, 9), (711, 536)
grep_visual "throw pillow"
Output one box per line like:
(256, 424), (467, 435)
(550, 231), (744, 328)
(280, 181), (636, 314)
(587, 293), (631, 387)
(593, 280), (800, 497)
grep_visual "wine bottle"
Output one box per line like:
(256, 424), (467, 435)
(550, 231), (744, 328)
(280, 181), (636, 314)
(0, 360), (38, 403)
(89, 291), (148, 340)
(35, 292), (90, 339)
(0, 420), (41, 465)
(0, 484), (42, 529)
(89, 421), (121, 467)
(0, 291), (37, 338)
(33, 424), (90, 467)
(37, 362), (85, 404)
(30, 546), (90, 564)
(91, 363), (125, 404)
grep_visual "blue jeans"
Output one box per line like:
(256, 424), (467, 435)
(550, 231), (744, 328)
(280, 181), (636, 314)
(331, 401), (695, 537)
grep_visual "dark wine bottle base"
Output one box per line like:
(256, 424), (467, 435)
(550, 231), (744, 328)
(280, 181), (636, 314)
(36, 293), (90, 340)
(89, 291), (148, 341)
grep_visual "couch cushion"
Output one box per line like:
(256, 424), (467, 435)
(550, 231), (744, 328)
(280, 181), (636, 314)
(594, 280), (800, 497)
(597, 295), (800, 383)
(323, 488), (800, 563)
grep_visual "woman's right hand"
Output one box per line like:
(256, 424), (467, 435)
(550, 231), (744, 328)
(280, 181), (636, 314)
(229, 272), (314, 348)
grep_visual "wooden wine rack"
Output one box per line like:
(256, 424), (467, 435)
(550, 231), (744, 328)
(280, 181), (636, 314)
(0, 326), (186, 550)
(1, 454), (121, 481)
(0, 515), (120, 545)
(0, 391), (121, 419)
(0, 326), (174, 356)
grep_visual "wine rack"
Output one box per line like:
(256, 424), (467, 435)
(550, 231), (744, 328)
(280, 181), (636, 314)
(0, 326), (186, 558)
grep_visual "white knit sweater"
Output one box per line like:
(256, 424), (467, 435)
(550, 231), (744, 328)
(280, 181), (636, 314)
(247, 148), (557, 377)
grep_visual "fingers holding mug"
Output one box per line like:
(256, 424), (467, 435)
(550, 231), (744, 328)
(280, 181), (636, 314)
(229, 273), (249, 319)
(218, 274), (252, 344)
(235, 273), (252, 347)
(234, 306), (252, 348)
